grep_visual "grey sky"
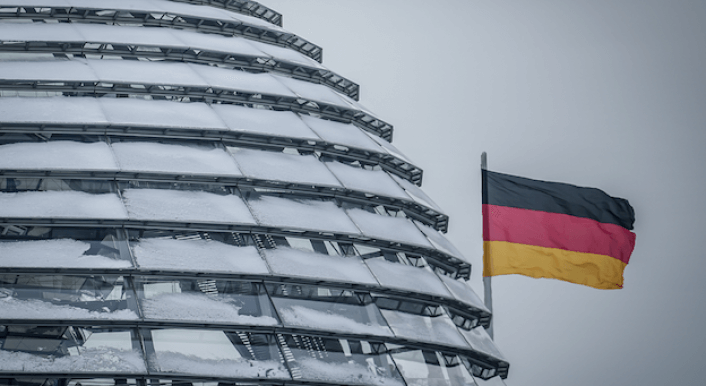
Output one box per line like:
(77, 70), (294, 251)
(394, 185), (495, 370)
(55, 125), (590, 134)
(264, 1), (706, 385)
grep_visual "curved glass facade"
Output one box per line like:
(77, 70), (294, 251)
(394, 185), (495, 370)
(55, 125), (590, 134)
(0, 1), (508, 385)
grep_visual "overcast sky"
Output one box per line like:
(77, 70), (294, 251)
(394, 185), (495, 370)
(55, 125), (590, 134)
(264, 1), (706, 385)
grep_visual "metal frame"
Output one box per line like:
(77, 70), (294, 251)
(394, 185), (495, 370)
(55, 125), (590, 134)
(169, 0), (284, 27)
(0, 4), (318, 61)
(0, 79), (392, 141)
(0, 38), (357, 99)
(0, 168), (445, 231)
(0, 121), (418, 185)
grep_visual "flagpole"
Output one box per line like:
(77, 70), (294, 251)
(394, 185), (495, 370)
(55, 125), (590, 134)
(481, 152), (494, 339)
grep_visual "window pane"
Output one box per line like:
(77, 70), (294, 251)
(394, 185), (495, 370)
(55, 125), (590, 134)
(148, 328), (289, 379)
(0, 274), (138, 320)
(0, 326), (145, 373)
(280, 334), (404, 386)
(268, 284), (392, 337)
(0, 227), (132, 268)
(391, 349), (477, 386)
(136, 277), (279, 326)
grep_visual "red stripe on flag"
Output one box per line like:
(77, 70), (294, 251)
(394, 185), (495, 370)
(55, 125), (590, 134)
(483, 204), (636, 264)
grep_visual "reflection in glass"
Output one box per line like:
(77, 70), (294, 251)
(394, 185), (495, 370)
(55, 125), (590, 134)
(268, 283), (392, 337)
(136, 278), (278, 326)
(0, 326), (145, 372)
(0, 274), (138, 320)
(281, 334), (404, 386)
(380, 309), (470, 349)
(0, 178), (114, 194)
(130, 232), (268, 274)
(148, 328), (289, 379)
(391, 348), (477, 386)
(0, 226), (131, 268)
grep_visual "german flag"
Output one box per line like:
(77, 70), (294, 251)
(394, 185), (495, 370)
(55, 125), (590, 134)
(482, 170), (636, 290)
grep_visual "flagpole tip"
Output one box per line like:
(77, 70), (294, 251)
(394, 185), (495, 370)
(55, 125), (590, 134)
(481, 152), (487, 170)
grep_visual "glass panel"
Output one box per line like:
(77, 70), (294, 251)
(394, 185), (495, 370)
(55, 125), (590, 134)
(280, 334), (405, 386)
(391, 175), (445, 212)
(0, 178), (114, 194)
(391, 349), (477, 386)
(0, 226), (132, 268)
(326, 161), (410, 199)
(416, 222), (468, 263)
(381, 309), (471, 350)
(273, 75), (347, 107)
(438, 275), (489, 312)
(148, 328), (289, 379)
(128, 229), (267, 274)
(0, 326), (145, 373)
(0, 190), (126, 219)
(0, 96), (108, 125)
(99, 98), (227, 130)
(245, 194), (360, 234)
(0, 274), (138, 320)
(136, 277), (279, 326)
(212, 104), (318, 140)
(112, 141), (242, 176)
(229, 147), (341, 187)
(459, 327), (506, 361)
(267, 284), (392, 337)
(121, 187), (256, 224)
(365, 258), (452, 298)
(346, 208), (433, 248)
(0, 141), (118, 171)
(262, 246), (378, 285)
(299, 114), (381, 152)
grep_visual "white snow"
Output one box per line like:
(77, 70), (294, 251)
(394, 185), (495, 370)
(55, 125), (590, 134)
(416, 222), (469, 263)
(112, 142), (242, 176)
(346, 208), (433, 248)
(0, 191), (128, 219)
(0, 20), (84, 42)
(460, 327), (506, 361)
(0, 239), (132, 268)
(299, 114), (382, 152)
(89, 59), (204, 87)
(297, 357), (404, 386)
(275, 303), (393, 337)
(152, 351), (289, 378)
(0, 96), (108, 125)
(230, 148), (341, 187)
(133, 238), (268, 274)
(391, 175), (445, 213)
(247, 195), (360, 234)
(366, 133), (414, 164)
(273, 74), (348, 107)
(191, 63), (295, 97)
(0, 141), (118, 171)
(0, 59), (98, 82)
(212, 104), (319, 139)
(141, 292), (278, 326)
(263, 247), (378, 285)
(326, 162), (410, 199)
(381, 310), (470, 349)
(364, 258), (452, 299)
(438, 275), (489, 313)
(99, 98), (227, 130)
(0, 295), (137, 320)
(122, 189), (256, 224)
(0, 348), (146, 372)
